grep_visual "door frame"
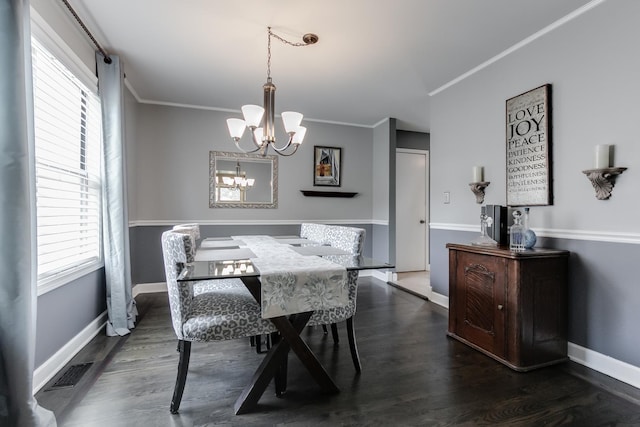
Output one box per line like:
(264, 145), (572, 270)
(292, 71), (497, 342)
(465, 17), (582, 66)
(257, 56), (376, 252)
(395, 148), (430, 272)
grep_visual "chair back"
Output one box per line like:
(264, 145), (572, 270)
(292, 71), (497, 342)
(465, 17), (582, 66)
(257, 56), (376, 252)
(300, 223), (329, 244)
(173, 223), (200, 245)
(161, 230), (194, 339)
(171, 227), (197, 262)
(326, 226), (365, 255)
(173, 223), (200, 239)
(308, 226), (366, 326)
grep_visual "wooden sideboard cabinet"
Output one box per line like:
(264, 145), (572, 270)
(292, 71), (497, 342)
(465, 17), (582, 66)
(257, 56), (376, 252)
(446, 243), (569, 371)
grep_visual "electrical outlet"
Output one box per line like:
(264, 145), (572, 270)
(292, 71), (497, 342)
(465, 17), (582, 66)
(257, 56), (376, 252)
(444, 191), (450, 204)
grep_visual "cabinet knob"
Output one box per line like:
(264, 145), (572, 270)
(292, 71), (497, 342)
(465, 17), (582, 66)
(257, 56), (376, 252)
(497, 304), (504, 311)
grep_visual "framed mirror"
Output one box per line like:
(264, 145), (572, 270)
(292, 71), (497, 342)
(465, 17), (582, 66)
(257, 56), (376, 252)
(209, 151), (278, 208)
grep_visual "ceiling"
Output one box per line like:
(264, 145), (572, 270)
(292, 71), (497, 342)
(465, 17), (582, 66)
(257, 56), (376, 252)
(70, 0), (594, 133)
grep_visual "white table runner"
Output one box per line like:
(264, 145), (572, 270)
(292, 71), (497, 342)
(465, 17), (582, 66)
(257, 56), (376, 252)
(193, 247), (256, 262)
(231, 235), (348, 318)
(291, 245), (350, 256)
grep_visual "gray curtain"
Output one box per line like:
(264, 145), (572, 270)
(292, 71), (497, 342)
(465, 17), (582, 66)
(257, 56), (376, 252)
(96, 52), (137, 336)
(0, 0), (56, 425)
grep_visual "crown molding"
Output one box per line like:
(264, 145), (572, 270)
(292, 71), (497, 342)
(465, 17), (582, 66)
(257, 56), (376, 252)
(429, 0), (607, 96)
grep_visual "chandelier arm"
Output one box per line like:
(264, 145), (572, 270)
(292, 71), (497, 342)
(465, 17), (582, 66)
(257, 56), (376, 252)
(270, 135), (302, 156)
(270, 142), (301, 157)
(250, 129), (265, 149)
(233, 139), (262, 154)
(269, 134), (295, 153)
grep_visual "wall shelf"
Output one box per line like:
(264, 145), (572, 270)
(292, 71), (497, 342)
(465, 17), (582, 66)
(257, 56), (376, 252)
(582, 167), (627, 200)
(300, 190), (358, 198)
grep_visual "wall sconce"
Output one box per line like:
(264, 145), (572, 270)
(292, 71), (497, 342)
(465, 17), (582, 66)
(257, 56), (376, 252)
(469, 166), (490, 204)
(582, 144), (627, 200)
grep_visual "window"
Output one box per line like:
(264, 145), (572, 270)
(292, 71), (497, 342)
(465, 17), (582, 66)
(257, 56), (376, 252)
(31, 37), (103, 289)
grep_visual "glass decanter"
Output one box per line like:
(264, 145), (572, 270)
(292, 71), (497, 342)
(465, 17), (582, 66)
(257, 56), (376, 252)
(510, 210), (525, 251)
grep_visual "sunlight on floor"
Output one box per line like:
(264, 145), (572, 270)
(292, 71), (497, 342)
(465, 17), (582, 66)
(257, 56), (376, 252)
(390, 271), (430, 298)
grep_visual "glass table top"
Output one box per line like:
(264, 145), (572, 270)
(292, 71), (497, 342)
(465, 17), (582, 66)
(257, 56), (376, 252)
(178, 255), (394, 282)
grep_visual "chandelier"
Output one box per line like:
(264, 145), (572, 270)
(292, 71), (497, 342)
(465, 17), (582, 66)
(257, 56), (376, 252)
(221, 161), (255, 189)
(226, 27), (318, 156)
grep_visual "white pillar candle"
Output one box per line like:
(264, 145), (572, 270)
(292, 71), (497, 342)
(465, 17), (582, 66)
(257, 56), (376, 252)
(472, 166), (484, 182)
(595, 145), (610, 168)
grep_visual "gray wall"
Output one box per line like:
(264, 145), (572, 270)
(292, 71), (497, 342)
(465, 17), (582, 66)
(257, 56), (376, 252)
(130, 104), (374, 222)
(35, 269), (106, 367)
(429, 0), (640, 368)
(128, 103), (382, 284)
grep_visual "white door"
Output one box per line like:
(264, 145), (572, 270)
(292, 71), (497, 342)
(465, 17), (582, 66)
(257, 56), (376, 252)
(396, 150), (429, 272)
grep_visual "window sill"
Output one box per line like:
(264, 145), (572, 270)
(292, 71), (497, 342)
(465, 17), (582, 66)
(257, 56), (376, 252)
(37, 261), (105, 296)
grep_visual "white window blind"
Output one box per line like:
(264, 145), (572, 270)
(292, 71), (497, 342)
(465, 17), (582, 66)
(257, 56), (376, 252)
(32, 38), (103, 286)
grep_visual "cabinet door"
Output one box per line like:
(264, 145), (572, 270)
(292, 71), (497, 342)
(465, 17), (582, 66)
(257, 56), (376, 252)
(454, 252), (507, 357)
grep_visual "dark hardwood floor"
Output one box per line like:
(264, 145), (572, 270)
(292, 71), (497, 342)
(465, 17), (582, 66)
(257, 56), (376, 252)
(36, 277), (640, 426)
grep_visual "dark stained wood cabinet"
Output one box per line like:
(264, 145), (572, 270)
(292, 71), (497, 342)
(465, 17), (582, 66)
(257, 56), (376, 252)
(447, 243), (569, 371)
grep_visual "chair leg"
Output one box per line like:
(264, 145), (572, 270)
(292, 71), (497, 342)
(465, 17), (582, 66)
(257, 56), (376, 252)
(170, 340), (191, 414)
(330, 323), (340, 344)
(255, 334), (271, 354)
(322, 324), (328, 335)
(346, 317), (361, 373)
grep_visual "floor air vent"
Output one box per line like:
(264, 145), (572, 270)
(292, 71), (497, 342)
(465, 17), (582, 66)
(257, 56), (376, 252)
(47, 362), (93, 390)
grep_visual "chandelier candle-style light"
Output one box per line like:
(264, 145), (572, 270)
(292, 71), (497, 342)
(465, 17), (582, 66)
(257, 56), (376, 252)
(227, 27), (318, 156)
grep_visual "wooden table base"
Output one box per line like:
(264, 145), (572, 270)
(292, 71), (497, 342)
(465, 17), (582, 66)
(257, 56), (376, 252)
(234, 277), (340, 414)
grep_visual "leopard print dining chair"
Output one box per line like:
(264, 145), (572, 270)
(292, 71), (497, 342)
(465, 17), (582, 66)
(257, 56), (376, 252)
(161, 230), (277, 414)
(307, 226), (366, 372)
(169, 227), (271, 353)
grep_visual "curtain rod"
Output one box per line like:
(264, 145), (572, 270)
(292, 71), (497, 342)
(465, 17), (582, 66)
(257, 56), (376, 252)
(59, 0), (112, 64)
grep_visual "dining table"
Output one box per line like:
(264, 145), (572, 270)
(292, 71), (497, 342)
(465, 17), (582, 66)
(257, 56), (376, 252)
(177, 234), (393, 414)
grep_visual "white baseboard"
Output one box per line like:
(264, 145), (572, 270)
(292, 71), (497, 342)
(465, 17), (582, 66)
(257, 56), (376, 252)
(132, 282), (167, 296)
(33, 310), (107, 394)
(362, 269), (394, 282)
(429, 291), (449, 309)
(568, 342), (640, 390)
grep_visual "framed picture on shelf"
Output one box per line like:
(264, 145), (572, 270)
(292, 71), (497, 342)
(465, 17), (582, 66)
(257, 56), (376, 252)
(313, 146), (341, 187)
(506, 84), (553, 206)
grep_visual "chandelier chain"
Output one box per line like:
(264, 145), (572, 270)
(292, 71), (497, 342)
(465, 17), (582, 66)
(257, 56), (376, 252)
(266, 27), (312, 79)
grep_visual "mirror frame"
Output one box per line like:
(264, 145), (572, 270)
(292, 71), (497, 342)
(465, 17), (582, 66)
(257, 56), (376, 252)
(209, 151), (278, 209)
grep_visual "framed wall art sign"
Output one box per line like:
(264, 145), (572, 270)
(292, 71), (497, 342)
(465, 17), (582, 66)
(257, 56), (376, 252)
(506, 84), (553, 206)
(313, 146), (341, 187)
